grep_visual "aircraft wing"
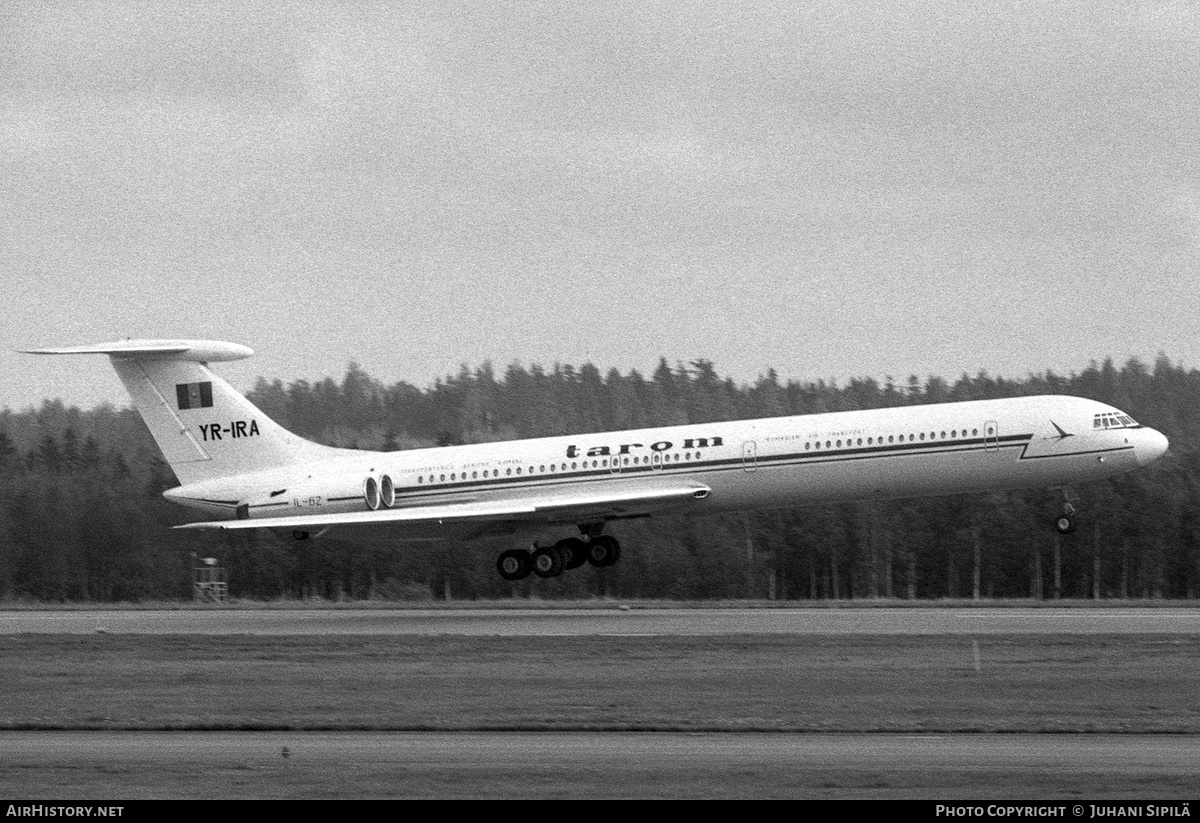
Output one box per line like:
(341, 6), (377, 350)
(173, 481), (712, 532)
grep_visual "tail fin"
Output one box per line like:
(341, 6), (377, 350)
(23, 339), (336, 485)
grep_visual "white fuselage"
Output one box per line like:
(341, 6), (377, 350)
(165, 394), (1168, 542)
(24, 341), (1169, 556)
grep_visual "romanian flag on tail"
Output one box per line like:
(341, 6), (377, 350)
(176, 381), (213, 410)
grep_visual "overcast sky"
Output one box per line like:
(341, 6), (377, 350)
(3, 1), (1198, 412)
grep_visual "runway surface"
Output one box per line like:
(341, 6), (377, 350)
(5, 609), (1198, 797)
(4, 729), (1194, 769)
(2, 606), (1200, 635)
(3, 731), (1197, 799)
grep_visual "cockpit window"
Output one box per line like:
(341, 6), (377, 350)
(1093, 412), (1138, 429)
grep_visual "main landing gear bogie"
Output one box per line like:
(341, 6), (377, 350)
(496, 535), (622, 581)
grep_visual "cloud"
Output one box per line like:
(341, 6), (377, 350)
(3, 1), (1200, 408)
(0, 3), (309, 103)
(1160, 190), (1200, 249)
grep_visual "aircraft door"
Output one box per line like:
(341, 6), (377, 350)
(985, 420), (999, 452)
(742, 441), (758, 472)
(650, 450), (664, 471)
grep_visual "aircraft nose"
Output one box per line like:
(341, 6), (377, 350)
(1136, 428), (1169, 466)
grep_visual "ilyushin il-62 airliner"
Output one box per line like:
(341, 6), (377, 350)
(25, 340), (1169, 580)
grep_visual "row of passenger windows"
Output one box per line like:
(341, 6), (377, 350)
(416, 452), (706, 484)
(804, 427), (985, 451)
(410, 425), (990, 483)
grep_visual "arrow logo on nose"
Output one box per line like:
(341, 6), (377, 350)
(1050, 420), (1073, 441)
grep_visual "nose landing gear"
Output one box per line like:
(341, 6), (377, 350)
(1053, 489), (1079, 535)
(1055, 505), (1077, 535)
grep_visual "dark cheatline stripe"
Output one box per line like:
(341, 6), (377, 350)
(1018, 444), (1133, 461)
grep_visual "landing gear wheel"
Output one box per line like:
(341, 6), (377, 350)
(497, 549), (532, 581)
(558, 538), (588, 570)
(586, 535), (622, 568)
(1054, 498), (1077, 535)
(532, 545), (565, 578)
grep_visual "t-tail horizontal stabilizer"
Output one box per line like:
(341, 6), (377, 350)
(21, 338), (334, 485)
(22, 339), (254, 362)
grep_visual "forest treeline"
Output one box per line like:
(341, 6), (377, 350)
(0, 355), (1197, 602)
